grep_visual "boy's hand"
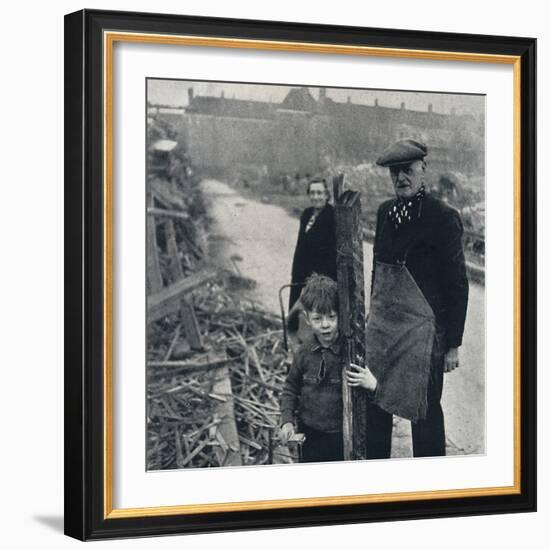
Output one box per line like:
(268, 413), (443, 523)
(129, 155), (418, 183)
(345, 363), (377, 392)
(279, 422), (295, 445)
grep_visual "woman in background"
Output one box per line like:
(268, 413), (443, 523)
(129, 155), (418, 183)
(287, 177), (337, 333)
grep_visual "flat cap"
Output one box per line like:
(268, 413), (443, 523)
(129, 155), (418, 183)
(376, 139), (428, 167)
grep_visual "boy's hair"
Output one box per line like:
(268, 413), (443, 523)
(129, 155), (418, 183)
(300, 273), (338, 314)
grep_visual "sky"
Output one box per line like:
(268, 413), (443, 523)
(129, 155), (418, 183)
(147, 79), (485, 118)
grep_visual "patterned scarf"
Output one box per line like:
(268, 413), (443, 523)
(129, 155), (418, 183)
(388, 185), (425, 230)
(305, 210), (319, 233)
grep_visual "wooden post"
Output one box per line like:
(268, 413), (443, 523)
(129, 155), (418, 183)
(164, 217), (204, 350)
(147, 192), (163, 295)
(164, 218), (183, 284)
(334, 174), (367, 460)
(147, 267), (217, 323)
(211, 367), (242, 467)
(180, 298), (204, 350)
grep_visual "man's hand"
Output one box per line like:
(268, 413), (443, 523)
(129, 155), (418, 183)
(279, 422), (295, 445)
(444, 347), (460, 373)
(345, 363), (377, 391)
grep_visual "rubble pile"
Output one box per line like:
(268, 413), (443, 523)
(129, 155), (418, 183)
(147, 282), (291, 470)
(146, 116), (292, 470)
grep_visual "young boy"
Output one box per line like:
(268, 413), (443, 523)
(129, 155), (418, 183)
(279, 273), (377, 463)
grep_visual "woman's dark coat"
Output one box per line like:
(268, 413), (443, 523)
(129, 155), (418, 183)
(289, 204), (337, 310)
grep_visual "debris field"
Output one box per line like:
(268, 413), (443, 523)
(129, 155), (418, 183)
(146, 136), (294, 470)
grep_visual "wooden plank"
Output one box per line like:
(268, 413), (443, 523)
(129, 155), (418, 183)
(147, 207), (190, 221)
(163, 324), (181, 361)
(150, 177), (186, 209)
(164, 219), (184, 283)
(211, 367), (242, 466)
(162, 218), (204, 349)
(180, 298), (204, 350)
(334, 174), (367, 461)
(147, 267), (217, 323)
(146, 192), (163, 295)
(333, 172), (344, 202)
(148, 356), (231, 378)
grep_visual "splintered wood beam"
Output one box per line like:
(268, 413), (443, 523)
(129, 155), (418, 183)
(334, 174), (367, 461)
(147, 355), (230, 370)
(164, 219), (184, 283)
(333, 172), (344, 203)
(211, 367), (242, 466)
(162, 218), (204, 349)
(147, 192), (163, 295)
(149, 177), (186, 209)
(180, 298), (204, 350)
(147, 267), (217, 323)
(147, 207), (190, 221)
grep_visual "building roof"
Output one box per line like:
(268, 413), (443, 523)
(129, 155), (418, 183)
(279, 87), (317, 112)
(319, 96), (452, 125)
(186, 96), (274, 120)
(185, 87), (476, 130)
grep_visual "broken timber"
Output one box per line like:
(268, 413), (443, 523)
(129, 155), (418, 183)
(148, 355), (230, 372)
(164, 218), (184, 282)
(149, 177), (186, 209)
(147, 267), (217, 323)
(151, 210), (205, 349)
(147, 192), (164, 294)
(180, 298), (204, 350)
(147, 207), (190, 221)
(333, 173), (367, 461)
(211, 367), (242, 466)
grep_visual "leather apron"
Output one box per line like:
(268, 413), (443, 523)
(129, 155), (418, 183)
(365, 260), (436, 422)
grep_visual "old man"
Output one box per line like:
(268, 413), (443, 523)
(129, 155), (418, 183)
(365, 139), (469, 458)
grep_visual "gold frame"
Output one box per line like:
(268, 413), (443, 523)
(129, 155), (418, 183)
(102, 31), (522, 520)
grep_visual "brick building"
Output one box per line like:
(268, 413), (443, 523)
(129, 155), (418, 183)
(175, 86), (484, 181)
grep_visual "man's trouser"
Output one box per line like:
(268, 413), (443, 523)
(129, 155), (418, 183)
(366, 332), (446, 459)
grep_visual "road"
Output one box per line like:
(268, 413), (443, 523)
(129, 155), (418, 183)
(202, 179), (485, 458)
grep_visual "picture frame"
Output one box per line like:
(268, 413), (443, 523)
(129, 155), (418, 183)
(64, 8), (536, 541)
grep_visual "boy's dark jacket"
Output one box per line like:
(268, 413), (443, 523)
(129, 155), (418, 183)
(280, 334), (342, 433)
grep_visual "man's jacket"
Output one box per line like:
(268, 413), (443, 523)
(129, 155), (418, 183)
(372, 194), (469, 350)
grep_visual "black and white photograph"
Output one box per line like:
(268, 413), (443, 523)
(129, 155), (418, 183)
(145, 79), (485, 470)
(59, 5), (537, 543)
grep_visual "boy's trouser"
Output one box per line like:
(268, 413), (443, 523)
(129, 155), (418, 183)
(300, 424), (344, 463)
(366, 334), (446, 459)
